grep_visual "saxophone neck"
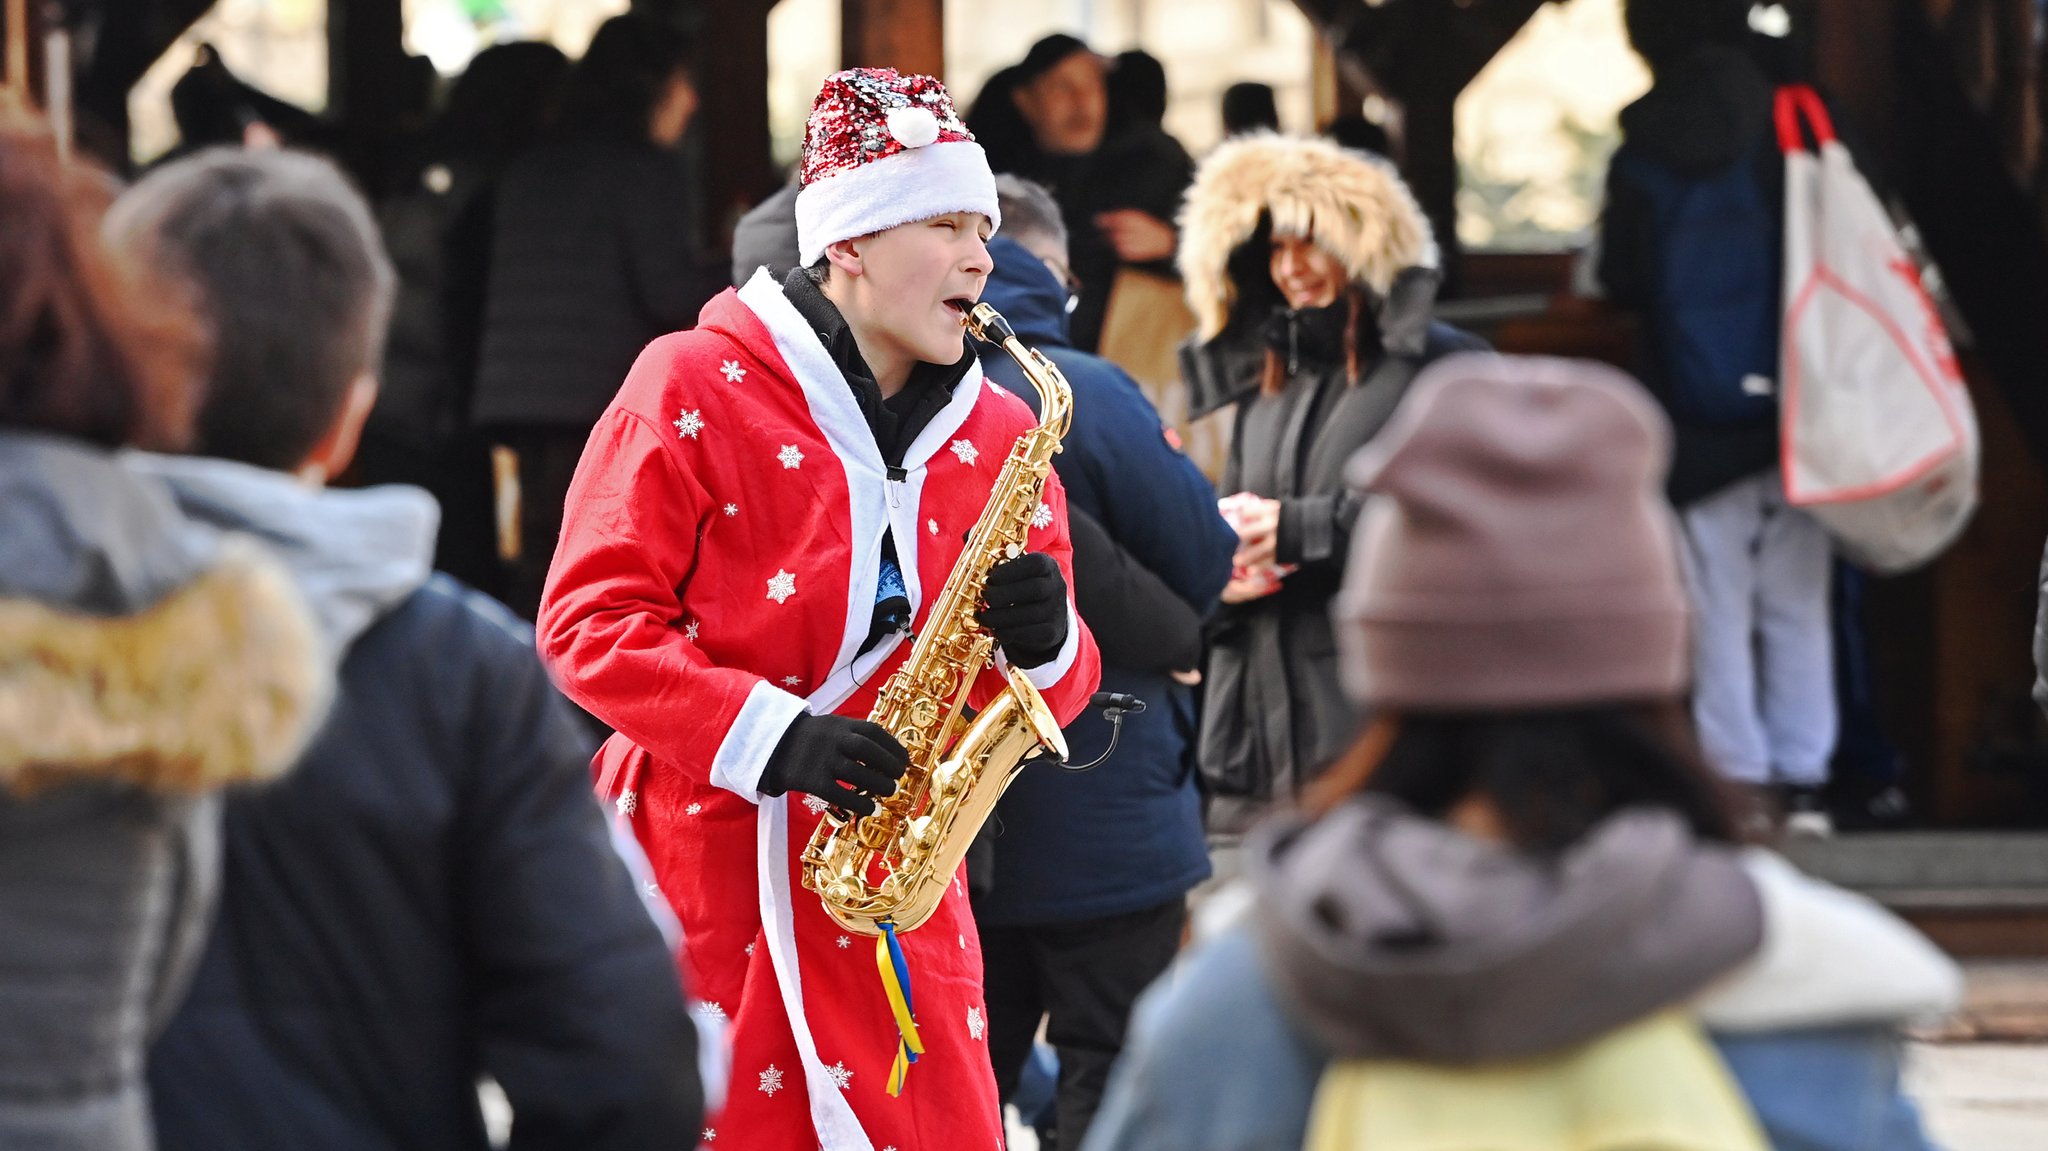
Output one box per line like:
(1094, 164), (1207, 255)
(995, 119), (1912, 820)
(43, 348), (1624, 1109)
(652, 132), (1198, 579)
(964, 302), (1072, 437)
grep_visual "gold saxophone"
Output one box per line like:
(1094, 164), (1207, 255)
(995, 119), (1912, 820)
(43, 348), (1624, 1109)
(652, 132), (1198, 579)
(800, 302), (1073, 937)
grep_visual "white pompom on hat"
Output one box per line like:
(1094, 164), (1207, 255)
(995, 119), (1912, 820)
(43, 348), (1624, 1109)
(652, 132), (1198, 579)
(793, 68), (1001, 266)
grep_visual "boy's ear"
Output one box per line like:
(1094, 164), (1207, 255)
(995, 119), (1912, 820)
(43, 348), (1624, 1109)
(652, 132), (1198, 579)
(824, 236), (864, 278)
(297, 372), (380, 487)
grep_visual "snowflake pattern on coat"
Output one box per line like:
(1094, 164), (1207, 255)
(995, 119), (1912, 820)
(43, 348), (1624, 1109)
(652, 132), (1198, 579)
(1030, 501), (1054, 530)
(949, 439), (979, 466)
(825, 1061), (854, 1090)
(720, 360), (747, 382)
(766, 570), (797, 603)
(696, 1001), (728, 1023)
(778, 444), (805, 469)
(758, 1065), (784, 1096)
(802, 794), (831, 815)
(539, 281), (1103, 1151)
(723, 503), (739, 516)
(673, 409), (705, 439)
(967, 1006), (985, 1040)
(615, 791), (637, 816)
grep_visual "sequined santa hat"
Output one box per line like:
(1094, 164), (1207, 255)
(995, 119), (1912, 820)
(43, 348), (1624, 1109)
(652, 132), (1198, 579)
(794, 67), (1000, 266)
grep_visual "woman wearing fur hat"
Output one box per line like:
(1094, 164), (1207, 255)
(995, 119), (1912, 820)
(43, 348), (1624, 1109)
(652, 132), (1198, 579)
(1083, 354), (1955, 1151)
(0, 125), (329, 1150)
(1177, 133), (1484, 837)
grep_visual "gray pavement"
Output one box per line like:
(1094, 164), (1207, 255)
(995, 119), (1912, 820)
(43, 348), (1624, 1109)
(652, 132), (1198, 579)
(1909, 1042), (2048, 1151)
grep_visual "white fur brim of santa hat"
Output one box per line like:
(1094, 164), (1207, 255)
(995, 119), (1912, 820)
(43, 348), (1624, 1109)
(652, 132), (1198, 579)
(794, 138), (1002, 266)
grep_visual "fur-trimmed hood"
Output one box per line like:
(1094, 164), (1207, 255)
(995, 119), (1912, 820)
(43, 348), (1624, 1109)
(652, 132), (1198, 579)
(1178, 132), (1438, 342)
(0, 431), (330, 794)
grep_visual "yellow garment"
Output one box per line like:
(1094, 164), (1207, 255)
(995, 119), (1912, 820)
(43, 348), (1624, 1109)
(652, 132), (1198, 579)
(1304, 1012), (1768, 1151)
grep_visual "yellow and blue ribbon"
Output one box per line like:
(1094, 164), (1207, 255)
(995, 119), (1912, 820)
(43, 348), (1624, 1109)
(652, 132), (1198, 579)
(875, 920), (925, 1096)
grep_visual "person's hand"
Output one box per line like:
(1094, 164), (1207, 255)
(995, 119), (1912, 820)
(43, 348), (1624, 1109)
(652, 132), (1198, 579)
(1094, 209), (1178, 263)
(1225, 496), (1281, 570)
(1170, 669), (1203, 686)
(981, 552), (1070, 668)
(759, 712), (909, 817)
(1220, 572), (1282, 605)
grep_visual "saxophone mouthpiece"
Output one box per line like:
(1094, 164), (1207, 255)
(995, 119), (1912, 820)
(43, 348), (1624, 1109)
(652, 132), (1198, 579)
(964, 302), (1016, 345)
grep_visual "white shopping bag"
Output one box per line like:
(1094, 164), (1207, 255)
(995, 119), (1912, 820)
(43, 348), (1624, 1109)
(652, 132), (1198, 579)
(1777, 85), (1978, 573)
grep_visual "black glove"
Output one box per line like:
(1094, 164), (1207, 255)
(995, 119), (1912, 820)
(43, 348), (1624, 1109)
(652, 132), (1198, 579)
(981, 552), (1069, 669)
(759, 712), (909, 817)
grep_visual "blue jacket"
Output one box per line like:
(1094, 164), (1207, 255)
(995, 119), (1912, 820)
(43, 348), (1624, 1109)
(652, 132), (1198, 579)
(1084, 929), (1939, 1151)
(974, 235), (1238, 924)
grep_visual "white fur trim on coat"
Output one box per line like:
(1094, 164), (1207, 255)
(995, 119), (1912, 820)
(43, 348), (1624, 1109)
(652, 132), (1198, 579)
(795, 139), (1001, 265)
(997, 598), (1083, 691)
(1696, 850), (1963, 1032)
(708, 680), (811, 802)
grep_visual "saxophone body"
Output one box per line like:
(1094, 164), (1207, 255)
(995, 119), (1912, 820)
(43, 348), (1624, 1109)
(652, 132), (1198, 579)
(800, 302), (1073, 937)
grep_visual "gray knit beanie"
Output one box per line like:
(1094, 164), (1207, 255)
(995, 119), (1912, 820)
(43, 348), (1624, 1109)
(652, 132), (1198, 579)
(1334, 352), (1691, 710)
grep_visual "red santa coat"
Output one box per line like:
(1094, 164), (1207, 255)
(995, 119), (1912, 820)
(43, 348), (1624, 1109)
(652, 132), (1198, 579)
(539, 270), (1101, 1150)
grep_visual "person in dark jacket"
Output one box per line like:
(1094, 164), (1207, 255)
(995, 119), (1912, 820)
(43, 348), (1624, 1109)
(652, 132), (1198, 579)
(1599, 0), (1838, 832)
(1177, 133), (1484, 840)
(1220, 82), (1280, 137)
(360, 41), (571, 597)
(107, 146), (703, 1151)
(470, 15), (716, 618)
(0, 122), (330, 1151)
(991, 34), (1195, 353)
(971, 177), (1238, 1151)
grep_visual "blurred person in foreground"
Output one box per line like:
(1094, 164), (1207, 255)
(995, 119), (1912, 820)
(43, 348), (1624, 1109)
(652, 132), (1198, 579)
(0, 123), (328, 1151)
(106, 147), (702, 1151)
(1084, 353), (1958, 1151)
(971, 176), (1237, 1151)
(470, 14), (716, 619)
